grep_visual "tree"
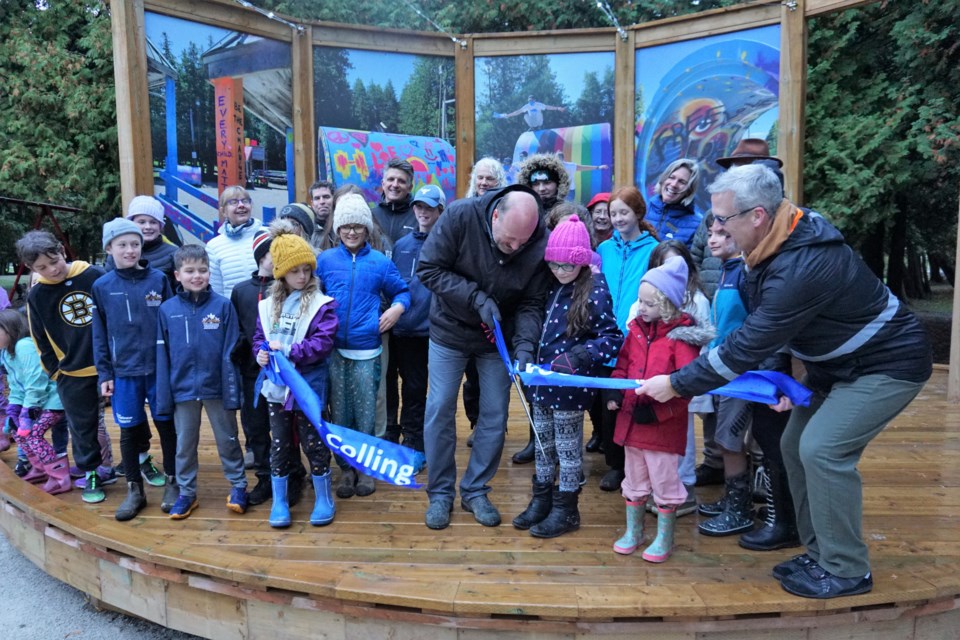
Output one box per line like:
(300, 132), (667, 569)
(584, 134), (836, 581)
(314, 46), (354, 129)
(399, 58), (456, 140)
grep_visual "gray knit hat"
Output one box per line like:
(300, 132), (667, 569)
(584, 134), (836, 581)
(278, 202), (316, 238)
(126, 195), (164, 223)
(102, 217), (143, 250)
(332, 194), (374, 235)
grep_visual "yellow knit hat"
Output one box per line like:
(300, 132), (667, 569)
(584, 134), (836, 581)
(269, 219), (316, 278)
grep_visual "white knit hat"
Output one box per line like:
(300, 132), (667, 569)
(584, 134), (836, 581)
(126, 195), (164, 223)
(332, 194), (374, 235)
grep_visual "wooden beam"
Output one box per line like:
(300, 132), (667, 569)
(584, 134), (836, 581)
(454, 37), (475, 198)
(110, 0), (155, 211)
(613, 31), (636, 190)
(805, 0), (879, 17)
(291, 25), (316, 201)
(472, 31), (615, 57)
(311, 24), (454, 57)
(778, 0), (807, 203)
(949, 190), (960, 401)
(142, 0), (292, 41)
(633, 2), (780, 48)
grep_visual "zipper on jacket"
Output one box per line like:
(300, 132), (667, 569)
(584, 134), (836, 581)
(537, 286), (566, 363)
(124, 293), (132, 323)
(344, 253), (357, 346)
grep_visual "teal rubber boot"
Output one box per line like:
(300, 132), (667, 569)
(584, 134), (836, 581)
(613, 500), (645, 555)
(642, 505), (677, 563)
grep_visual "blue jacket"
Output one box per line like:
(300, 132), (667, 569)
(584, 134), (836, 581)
(0, 337), (62, 411)
(645, 194), (702, 249)
(597, 230), (659, 333)
(391, 230), (431, 337)
(316, 243), (410, 350)
(155, 288), (241, 414)
(709, 257), (749, 348)
(529, 273), (623, 410)
(92, 262), (173, 385)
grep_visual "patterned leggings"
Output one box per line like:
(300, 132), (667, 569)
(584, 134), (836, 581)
(532, 405), (585, 492)
(18, 410), (67, 465)
(268, 404), (331, 477)
(328, 352), (380, 470)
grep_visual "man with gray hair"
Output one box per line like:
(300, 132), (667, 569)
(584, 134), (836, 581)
(638, 164), (931, 599)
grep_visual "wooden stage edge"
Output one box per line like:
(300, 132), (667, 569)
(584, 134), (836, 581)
(1, 366), (959, 639)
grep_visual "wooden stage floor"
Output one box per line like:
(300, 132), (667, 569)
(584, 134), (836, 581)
(1, 367), (959, 638)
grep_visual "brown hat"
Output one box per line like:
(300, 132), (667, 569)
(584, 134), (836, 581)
(716, 138), (783, 169)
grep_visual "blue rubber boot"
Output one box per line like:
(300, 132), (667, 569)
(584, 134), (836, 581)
(310, 471), (336, 526)
(269, 475), (291, 528)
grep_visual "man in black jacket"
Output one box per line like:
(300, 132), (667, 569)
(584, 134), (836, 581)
(417, 185), (550, 530)
(638, 164), (932, 599)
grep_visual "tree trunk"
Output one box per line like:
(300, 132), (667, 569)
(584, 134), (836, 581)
(887, 209), (908, 300)
(859, 222), (886, 281)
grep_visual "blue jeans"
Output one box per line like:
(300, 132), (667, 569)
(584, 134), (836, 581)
(423, 340), (511, 504)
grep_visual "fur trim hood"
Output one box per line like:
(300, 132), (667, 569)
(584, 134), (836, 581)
(516, 153), (570, 202)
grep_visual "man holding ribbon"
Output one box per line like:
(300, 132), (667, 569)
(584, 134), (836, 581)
(417, 184), (550, 530)
(637, 164), (932, 599)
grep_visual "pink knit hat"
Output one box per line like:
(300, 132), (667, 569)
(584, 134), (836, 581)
(640, 255), (688, 309)
(544, 215), (592, 266)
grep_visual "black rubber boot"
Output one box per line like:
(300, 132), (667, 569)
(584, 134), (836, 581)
(511, 426), (535, 464)
(739, 459), (800, 550)
(698, 471), (754, 536)
(530, 489), (580, 538)
(512, 479), (553, 530)
(585, 431), (601, 453)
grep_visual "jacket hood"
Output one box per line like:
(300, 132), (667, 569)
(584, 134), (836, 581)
(631, 312), (714, 347)
(516, 153), (570, 202)
(478, 184), (547, 261)
(747, 204), (842, 269)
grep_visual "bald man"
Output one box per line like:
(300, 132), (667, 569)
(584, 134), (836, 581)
(417, 185), (550, 530)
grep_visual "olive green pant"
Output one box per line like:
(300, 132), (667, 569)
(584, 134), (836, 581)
(781, 374), (926, 578)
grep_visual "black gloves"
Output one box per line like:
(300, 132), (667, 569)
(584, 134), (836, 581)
(550, 346), (589, 375)
(474, 291), (501, 328)
(515, 349), (534, 371)
(632, 403), (658, 424)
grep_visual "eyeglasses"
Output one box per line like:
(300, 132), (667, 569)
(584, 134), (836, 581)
(225, 197), (252, 207)
(714, 206), (757, 225)
(339, 225), (366, 236)
(547, 262), (576, 273)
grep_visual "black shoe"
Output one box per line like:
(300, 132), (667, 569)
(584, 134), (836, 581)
(772, 553), (816, 581)
(530, 490), (580, 539)
(512, 480), (552, 530)
(780, 562), (873, 599)
(466, 427), (475, 448)
(461, 495), (501, 527)
(288, 472), (305, 507)
(585, 433), (601, 453)
(247, 476), (272, 506)
(512, 430), (535, 464)
(598, 468), (625, 492)
(14, 459), (31, 477)
(695, 463), (725, 487)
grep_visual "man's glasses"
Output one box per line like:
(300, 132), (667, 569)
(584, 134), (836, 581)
(547, 262), (576, 273)
(714, 206), (756, 225)
(225, 197), (252, 207)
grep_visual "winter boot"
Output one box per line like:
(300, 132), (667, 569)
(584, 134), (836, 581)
(530, 489), (580, 538)
(269, 475), (291, 528)
(115, 482), (147, 521)
(160, 475), (179, 514)
(698, 471), (755, 536)
(40, 457), (72, 495)
(336, 467), (357, 499)
(247, 475), (272, 506)
(355, 472), (376, 497)
(22, 452), (47, 484)
(739, 460), (800, 551)
(613, 500), (645, 555)
(642, 505), (677, 563)
(697, 491), (729, 517)
(310, 471), (336, 526)
(512, 479), (553, 530)
(511, 426), (536, 464)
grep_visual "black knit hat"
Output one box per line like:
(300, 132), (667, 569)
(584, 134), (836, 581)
(278, 203), (316, 238)
(252, 229), (272, 265)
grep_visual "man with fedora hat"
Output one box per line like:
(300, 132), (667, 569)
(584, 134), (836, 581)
(715, 138), (784, 170)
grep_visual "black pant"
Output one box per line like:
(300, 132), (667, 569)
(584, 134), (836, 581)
(120, 422), (152, 483)
(240, 375), (271, 478)
(462, 358), (480, 426)
(268, 404), (331, 476)
(393, 335), (428, 452)
(598, 366), (624, 471)
(56, 375), (102, 472)
(749, 403), (790, 466)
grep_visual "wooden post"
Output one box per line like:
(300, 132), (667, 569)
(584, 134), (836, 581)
(110, 0), (154, 212)
(212, 77), (246, 201)
(291, 25), (316, 202)
(949, 191), (960, 401)
(778, 0), (807, 204)
(614, 30), (636, 190)
(454, 37), (474, 198)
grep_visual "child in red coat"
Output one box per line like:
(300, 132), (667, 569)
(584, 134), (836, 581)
(606, 256), (708, 562)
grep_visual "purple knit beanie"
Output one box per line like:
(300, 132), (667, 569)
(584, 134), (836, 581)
(640, 255), (688, 309)
(544, 215), (592, 266)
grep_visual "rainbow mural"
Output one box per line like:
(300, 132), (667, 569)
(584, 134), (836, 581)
(317, 127), (457, 205)
(511, 123), (612, 205)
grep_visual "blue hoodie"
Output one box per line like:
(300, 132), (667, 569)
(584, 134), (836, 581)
(391, 230), (431, 337)
(155, 287), (241, 415)
(597, 229), (659, 332)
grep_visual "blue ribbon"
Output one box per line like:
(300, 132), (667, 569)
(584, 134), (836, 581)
(263, 351), (425, 489)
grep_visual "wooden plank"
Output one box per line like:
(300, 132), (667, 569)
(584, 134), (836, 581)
(454, 36), (475, 196)
(633, 3), (781, 49)
(0, 501), (45, 568)
(778, 0), (807, 203)
(805, 0), (880, 17)
(110, 0), (155, 211)
(311, 24), (454, 57)
(473, 31), (615, 57)
(99, 559), (169, 626)
(950, 191), (960, 400)
(247, 600), (347, 640)
(291, 25), (316, 200)
(165, 579), (248, 639)
(44, 528), (102, 600)
(142, 0), (292, 41)
(613, 30), (636, 190)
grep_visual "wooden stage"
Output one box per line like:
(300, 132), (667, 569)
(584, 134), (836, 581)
(1, 367), (959, 639)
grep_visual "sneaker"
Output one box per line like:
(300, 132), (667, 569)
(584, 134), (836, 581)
(461, 495), (501, 527)
(139, 455), (165, 487)
(772, 553), (816, 581)
(74, 465), (119, 489)
(69, 465), (84, 479)
(243, 450), (255, 470)
(226, 486), (249, 514)
(780, 561), (873, 599)
(247, 476), (272, 506)
(695, 463), (725, 487)
(425, 500), (453, 530)
(676, 484), (698, 517)
(169, 495), (199, 520)
(81, 472), (106, 504)
(579, 470), (587, 487)
(15, 459), (31, 478)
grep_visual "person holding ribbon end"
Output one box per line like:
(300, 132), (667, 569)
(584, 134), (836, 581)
(636, 164), (932, 598)
(512, 215), (622, 538)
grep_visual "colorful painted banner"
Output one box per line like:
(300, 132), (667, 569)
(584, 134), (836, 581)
(318, 127), (456, 206)
(511, 123), (612, 205)
(213, 77), (246, 198)
(263, 351), (425, 488)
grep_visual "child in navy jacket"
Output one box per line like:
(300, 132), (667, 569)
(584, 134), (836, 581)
(93, 218), (177, 521)
(156, 245), (246, 520)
